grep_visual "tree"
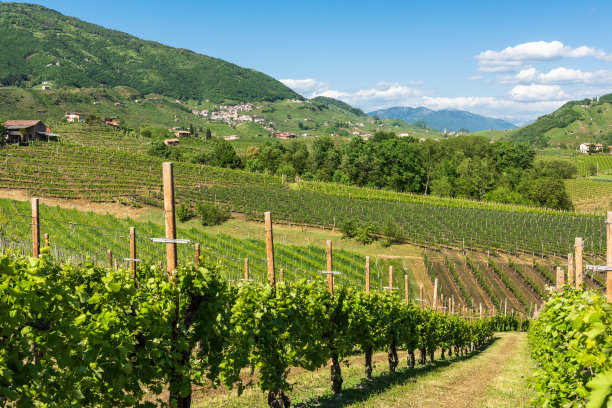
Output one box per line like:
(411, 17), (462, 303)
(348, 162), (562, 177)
(211, 139), (242, 169)
(189, 123), (195, 136)
(205, 128), (212, 140)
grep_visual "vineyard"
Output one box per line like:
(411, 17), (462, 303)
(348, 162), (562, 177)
(0, 248), (525, 407)
(1, 143), (610, 260)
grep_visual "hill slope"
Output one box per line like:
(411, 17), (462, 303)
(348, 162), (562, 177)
(0, 3), (299, 102)
(368, 106), (517, 132)
(509, 94), (612, 147)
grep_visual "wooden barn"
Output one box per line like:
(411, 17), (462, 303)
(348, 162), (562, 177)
(3, 120), (59, 144)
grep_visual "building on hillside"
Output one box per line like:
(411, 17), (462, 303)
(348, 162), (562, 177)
(164, 138), (180, 146)
(174, 130), (191, 137)
(223, 135), (240, 141)
(272, 132), (296, 139)
(41, 85), (50, 90)
(65, 112), (87, 122)
(580, 142), (604, 153)
(3, 120), (59, 144)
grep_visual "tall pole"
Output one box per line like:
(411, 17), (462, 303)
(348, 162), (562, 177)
(365, 256), (370, 294)
(556, 267), (564, 290)
(129, 227), (136, 276)
(43, 233), (49, 247)
(326, 240), (333, 295)
(504, 298), (507, 317)
(575, 237), (583, 289)
(419, 284), (424, 309)
(567, 253), (574, 287)
(388, 265), (393, 291)
(31, 198), (39, 258)
(107, 249), (112, 269)
(404, 274), (409, 303)
(479, 303), (482, 319)
(194, 243), (200, 267)
(432, 277), (438, 310)
(244, 258), (249, 281)
(265, 212), (275, 289)
(162, 162), (177, 281)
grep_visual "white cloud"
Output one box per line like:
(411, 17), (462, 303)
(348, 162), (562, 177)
(501, 67), (612, 85)
(509, 84), (568, 101)
(468, 75), (482, 81)
(279, 78), (329, 96)
(476, 41), (612, 72)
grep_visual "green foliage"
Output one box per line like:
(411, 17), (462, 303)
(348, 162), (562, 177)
(511, 104), (582, 147)
(382, 218), (405, 247)
(195, 202), (231, 226)
(176, 202), (194, 222)
(310, 96), (367, 117)
(529, 289), (612, 407)
(0, 3), (300, 102)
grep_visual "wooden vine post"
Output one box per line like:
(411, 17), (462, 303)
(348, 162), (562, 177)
(365, 256), (370, 294)
(388, 265), (393, 291)
(163, 162), (177, 281)
(129, 227), (137, 275)
(607, 212), (612, 302)
(432, 277), (438, 311)
(326, 240), (333, 295)
(31, 198), (39, 258)
(244, 258), (249, 281)
(43, 233), (49, 247)
(419, 284), (424, 309)
(194, 243), (200, 267)
(504, 298), (507, 317)
(265, 212), (276, 289)
(567, 253), (574, 287)
(558, 267), (565, 289)
(575, 237), (583, 289)
(107, 249), (113, 269)
(280, 269), (284, 283)
(404, 274), (409, 303)
(479, 303), (482, 319)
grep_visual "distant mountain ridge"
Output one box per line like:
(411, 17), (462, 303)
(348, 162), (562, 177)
(367, 106), (517, 132)
(0, 3), (300, 102)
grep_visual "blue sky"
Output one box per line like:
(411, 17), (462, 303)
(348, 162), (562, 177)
(25, 0), (612, 124)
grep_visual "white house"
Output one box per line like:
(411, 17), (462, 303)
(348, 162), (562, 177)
(580, 142), (603, 153)
(65, 112), (87, 122)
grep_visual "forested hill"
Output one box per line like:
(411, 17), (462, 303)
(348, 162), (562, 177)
(367, 106), (517, 132)
(0, 3), (300, 102)
(509, 93), (612, 148)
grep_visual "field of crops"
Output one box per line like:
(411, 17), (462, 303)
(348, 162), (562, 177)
(1, 143), (610, 260)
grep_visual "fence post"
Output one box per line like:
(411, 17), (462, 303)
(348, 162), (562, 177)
(280, 269), (284, 283)
(265, 212), (275, 289)
(162, 162), (177, 281)
(365, 256), (370, 294)
(504, 298), (507, 317)
(404, 274), (409, 303)
(244, 258), (249, 281)
(479, 303), (482, 319)
(575, 237), (583, 289)
(567, 253), (574, 286)
(326, 240), (333, 295)
(31, 198), (39, 258)
(129, 227), (136, 276)
(419, 284), (424, 309)
(194, 243), (200, 267)
(388, 265), (393, 291)
(432, 277), (438, 310)
(107, 249), (112, 269)
(43, 233), (49, 247)
(556, 267), (564, 290)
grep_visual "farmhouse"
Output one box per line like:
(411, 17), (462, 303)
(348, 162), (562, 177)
(65, 112), (87, 122)
(272, 132), (296, 139)
(164, 138), (180, 146)
(41, 85), (50, 90)
(3, 120), (59, 144)
(174, 130), (191, 137)
(223, 135), (240, 141)
(580, 142), (604, 153)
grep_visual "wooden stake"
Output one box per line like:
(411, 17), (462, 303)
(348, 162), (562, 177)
(575, 237), (583, 289)
(556, 267), (564, 289)
(388, 265), (393, 291)
(265, 212), (275, 289)
(43, 233), (49, 247)
(244, 258), (249, 281)
(404, 274), (409, 303)
(479, 303), (482, 319)
(162, 162), (177, 281)
(365, 256), (370, 294)
(31, 198), (39, 258)
(114, 259), (118, 271)
(194, 243), (200, 267)
(129, 227), (137, 276)
(419, 284), (424, 309)
(504, 298), (507, 317)
(280, 269), (284, 283)
(432, 277), (438, 310)
(567, 253), (574, 286)
(326, 240), (333, 295)
(107, 250), (112, 269)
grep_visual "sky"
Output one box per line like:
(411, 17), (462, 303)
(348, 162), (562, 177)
(23, 0), (612, 125)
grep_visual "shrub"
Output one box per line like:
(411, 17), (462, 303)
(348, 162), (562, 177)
(176, 203), (194, 222)
(196, 202), (230, 226)
(382, 218), (405, 247)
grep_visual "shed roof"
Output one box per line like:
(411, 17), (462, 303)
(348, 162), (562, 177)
(4, 120), (43, 129)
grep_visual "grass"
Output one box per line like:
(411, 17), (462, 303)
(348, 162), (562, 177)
(188, 332), (533, 408)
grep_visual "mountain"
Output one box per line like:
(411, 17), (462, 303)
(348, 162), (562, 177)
(367, 106), (517, 132)
(509, 94), (612, 147)
(310, 96), (367, 117)
(0, 3), (300, 102)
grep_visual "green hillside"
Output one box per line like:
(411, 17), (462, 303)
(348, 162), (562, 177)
(508, 94), (612, 147)
(0, 3), (299, 102)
